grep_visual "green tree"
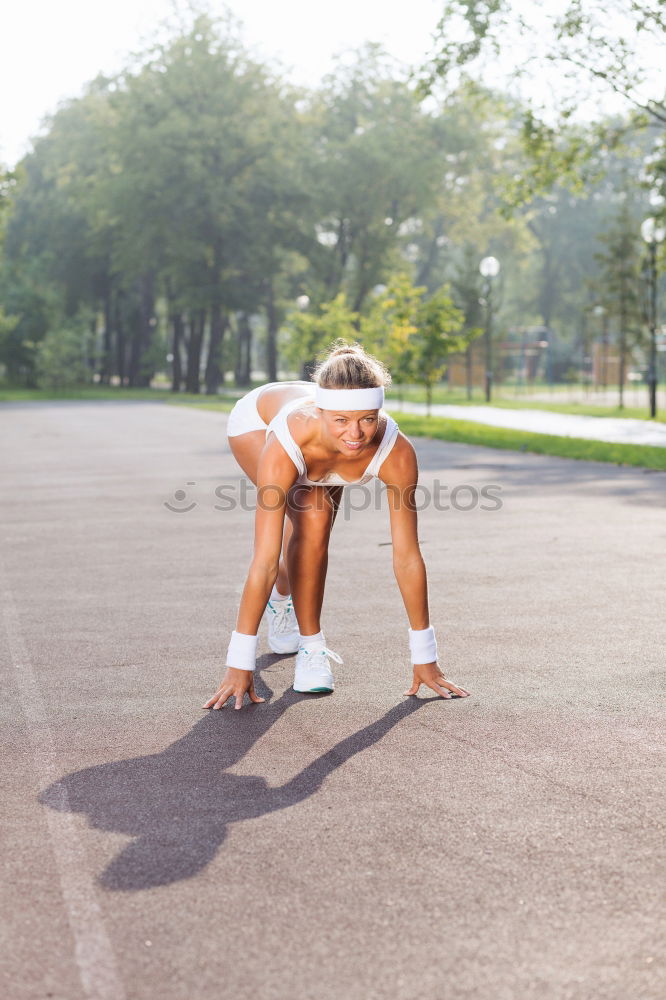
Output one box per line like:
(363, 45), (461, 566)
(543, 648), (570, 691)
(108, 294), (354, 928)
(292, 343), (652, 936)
(283, 295), (359, 377)
(109, 12), (306, 391)
(595, 195), (645, 406)
(34, 317), (96, 389)
(2, 86), (117, 384)
(412, 286), (470, 414)
(449, 243), (486, 399)
(360, 273), (422, 392)
(422, 2), (666, 201)
(301, 47), (443, 313)
(2, 11), (308, 392)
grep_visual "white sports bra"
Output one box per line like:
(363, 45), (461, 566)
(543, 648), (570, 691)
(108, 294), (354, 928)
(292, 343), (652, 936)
(266, 389), (399, 487)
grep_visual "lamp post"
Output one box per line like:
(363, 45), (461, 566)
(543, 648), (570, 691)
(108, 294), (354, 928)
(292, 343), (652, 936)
(640, 217), (666, 418)
(580, 309), (590, 396)
(592, 304), (609, 393)
(479, 256), (500, 402)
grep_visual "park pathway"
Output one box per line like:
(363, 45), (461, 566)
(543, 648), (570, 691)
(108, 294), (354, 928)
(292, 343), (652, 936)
(1, 400), (664, 1000)
(388, 399), (666, 446)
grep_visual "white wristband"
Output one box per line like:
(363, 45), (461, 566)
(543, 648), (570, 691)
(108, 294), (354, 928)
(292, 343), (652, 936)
(225, 630), (258, 671)
(408, 626), (438, 664)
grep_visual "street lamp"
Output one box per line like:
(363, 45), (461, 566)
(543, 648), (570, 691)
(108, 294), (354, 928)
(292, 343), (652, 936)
(479, 256), (501, 402)
(640, 216), (666, 418)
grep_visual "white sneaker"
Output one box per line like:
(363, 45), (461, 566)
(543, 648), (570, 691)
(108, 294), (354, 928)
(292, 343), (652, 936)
(266, 598), (300, 654)
(293, 644), (342, 693)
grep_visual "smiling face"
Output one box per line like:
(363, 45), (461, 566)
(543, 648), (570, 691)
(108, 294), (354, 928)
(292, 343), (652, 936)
(319, 408), (380, 455)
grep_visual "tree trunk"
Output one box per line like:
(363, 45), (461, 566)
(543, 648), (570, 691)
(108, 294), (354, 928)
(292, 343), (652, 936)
(115, 289), (127, 386)
(205, 240), (226, 394)
(128, 273), (156, 388)
(601, 313), (609, 390)
(416, 217), (445, 291)
(128, 299), (141, 388)
(100, 284), (113, 385)
(164, 280), (183, 394)
(265, 284), (279, 382)
(185, 309), (205, 394)
(171, 311), (184, 393)
(235, 312), (252, 388)
(352, 285), (370, 316)
(87, 314), (96, 382)
(618, 288), (627, 410)
(205, 302), (227, 395)
(465, 341), (473, 400)
(138, 272), (156, 388)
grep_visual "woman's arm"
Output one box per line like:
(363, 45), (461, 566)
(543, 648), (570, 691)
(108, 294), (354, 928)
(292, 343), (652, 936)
(204, 438), (298, 710)
(384, 440), (429, 631)
(382, 435), (470, 700)
(235, 441), (297, 634)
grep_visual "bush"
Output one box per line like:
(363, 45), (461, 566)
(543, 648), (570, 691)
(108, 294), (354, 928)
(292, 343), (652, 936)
(35, 326), (94, 389)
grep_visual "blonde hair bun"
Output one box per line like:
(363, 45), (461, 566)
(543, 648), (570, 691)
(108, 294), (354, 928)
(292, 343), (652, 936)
(314, 340), (392, 390)
(330, 344), (361, 356)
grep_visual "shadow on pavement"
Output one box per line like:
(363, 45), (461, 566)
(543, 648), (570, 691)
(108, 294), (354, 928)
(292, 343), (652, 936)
(39, 656), (429, 892)
(411, 439), (666, 509)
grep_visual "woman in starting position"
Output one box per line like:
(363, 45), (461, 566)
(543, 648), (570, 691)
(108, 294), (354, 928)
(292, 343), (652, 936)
(204, 343), (470, 710)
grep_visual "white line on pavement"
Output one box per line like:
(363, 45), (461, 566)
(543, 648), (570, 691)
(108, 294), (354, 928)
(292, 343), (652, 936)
(1, 559), (126, 1000)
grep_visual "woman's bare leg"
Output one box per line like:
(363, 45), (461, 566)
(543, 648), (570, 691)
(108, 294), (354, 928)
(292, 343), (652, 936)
(276, 519), (293, 595)
(286, 486), (342, 636)
(229, 430), (292, 595)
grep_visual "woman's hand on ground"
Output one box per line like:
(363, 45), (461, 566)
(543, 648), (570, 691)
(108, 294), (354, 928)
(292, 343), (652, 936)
(203, 667), (265, 711)
(403, 661), (470, 699)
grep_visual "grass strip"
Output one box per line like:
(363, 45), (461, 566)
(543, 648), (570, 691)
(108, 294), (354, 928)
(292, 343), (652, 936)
(388, 412), (666, 471)
(0, 386), (235, 409)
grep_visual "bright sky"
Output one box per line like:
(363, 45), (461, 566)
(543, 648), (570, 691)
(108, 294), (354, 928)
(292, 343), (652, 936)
(2, 0), (663, 167)
(1, 0), (444, 166)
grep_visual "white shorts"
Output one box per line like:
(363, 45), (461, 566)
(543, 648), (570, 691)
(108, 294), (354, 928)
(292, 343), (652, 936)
(226, 381), (314, 438)
(226, 384), (268, 438)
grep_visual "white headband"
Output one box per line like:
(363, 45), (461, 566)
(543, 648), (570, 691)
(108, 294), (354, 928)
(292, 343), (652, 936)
(314, 385), (384, 410)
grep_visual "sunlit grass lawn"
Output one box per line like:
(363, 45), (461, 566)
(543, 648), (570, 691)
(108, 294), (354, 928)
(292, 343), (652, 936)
(390, 413), (666, 471)
(2, 384), (664, 470)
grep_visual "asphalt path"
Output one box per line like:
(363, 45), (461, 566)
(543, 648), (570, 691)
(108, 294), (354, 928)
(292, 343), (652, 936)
(1, 401), (664, 1000)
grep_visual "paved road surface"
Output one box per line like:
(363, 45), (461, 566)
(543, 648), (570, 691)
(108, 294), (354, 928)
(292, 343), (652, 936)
(388, 400), (666, 447)
(2, 401), (664, 1000)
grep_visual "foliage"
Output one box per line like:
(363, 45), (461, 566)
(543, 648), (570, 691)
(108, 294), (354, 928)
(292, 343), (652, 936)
(594, 192), (647, 404)
(360, 274), (423, 386)
(34, 320), (96, 389)
(0, 7), (660, 404)
(426, 2), (666, 117)
(422, 1), (666, 201)
(282, 295), (360, 376)
(300, 47), (445, 312)
(411, 286), (470, 412)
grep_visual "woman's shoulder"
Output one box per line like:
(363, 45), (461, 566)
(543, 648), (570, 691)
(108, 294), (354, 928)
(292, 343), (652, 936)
(257, 383), (316, 424)
(285, 400), (320, 447)
(377, 428), (417, 483)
